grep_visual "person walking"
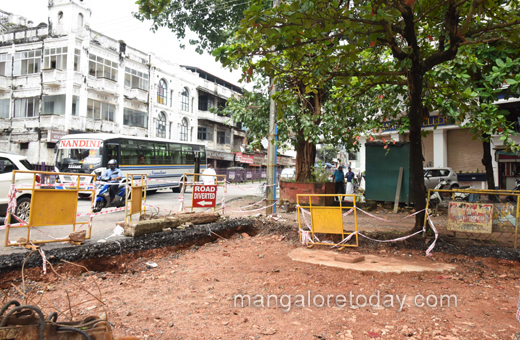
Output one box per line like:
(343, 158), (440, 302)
(201, 164), (217, 185)
(345, 167), (355, 195)
(331, 165), (345, 202)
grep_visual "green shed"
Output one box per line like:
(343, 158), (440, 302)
(365, 142), (412, 203)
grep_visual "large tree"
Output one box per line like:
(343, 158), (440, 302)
(213, 0), (520, 228)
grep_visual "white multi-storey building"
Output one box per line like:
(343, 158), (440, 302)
(0, 0), (244, 166)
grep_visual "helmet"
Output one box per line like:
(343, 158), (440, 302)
(108, 159), (117, 170)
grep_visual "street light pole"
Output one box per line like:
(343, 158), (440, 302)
(266, 0), (281, 216)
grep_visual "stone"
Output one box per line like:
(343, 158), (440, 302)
(334, 255), (365, 264)
(69, 230), (86, 242)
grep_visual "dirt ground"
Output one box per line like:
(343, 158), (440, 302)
(1, 225), (520, 339)
(1, 197), (519, 339)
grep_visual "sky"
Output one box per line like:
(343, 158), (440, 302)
(0, 0), (244, 87)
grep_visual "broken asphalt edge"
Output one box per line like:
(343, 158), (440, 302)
(0, 218), (254, 274)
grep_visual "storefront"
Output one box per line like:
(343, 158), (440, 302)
(235, 152), (254, 167)
(496, 150), (520, 190)
(207, 149), (235, 168)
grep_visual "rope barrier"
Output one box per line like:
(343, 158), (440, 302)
(297, 205), (437, 255)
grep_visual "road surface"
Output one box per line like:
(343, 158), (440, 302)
(0, 182), (266, 255)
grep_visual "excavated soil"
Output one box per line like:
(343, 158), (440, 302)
(1, 224), (520, 340)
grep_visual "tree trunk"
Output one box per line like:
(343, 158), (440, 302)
(408, 71), (426, 231)
(482, 138), (495, 190)
(295, 136), (317, 182)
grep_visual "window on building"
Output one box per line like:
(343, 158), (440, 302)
(157, 79), (167, 104)
(13, 50), (41, 76)
(197, 126), (213, 141)
(74, 49), (80, 71)
(180, 118), (188, 141)
(156, 112), (167, 138)
(125, 67), (149, 91)
(42, 95), (66, 115)
(87, 99), (115, 121)
(14, 97), (40, 118)
(88, 54), (118, 81)
(44, 47), (68, 70)
(348, 152), (357, 161)
(123, 108), (148, 128)
(72, 96), (79, 116)
(198, 94), (208, 111)
(217, 131), (231, 144)
(181, 87), (189, 111)
(170, 90), (173, 107)
(0, 99), (10, 118)
(0, 54), (12, 76)
(78, 13), (84, 28)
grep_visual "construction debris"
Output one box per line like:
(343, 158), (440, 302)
(124, 212), (220, 237)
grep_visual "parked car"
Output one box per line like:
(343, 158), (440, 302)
(0, 151), (36, 222)
(424, 167), (459, 190)
(280, 167), (296, 181)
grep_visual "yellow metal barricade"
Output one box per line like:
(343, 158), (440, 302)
(297, 194), (359, 247)
(425, 187), (520, 248)
(125, 174), (147, 223)
(181, 173), (227, 212)
(4, 170), (96, 247)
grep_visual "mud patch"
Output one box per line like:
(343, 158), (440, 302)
(289, 248), (456, 273)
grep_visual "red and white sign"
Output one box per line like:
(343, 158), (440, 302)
(193, 185), (217, 208)
(59, 139), (103, 149)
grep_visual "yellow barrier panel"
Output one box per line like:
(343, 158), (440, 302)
(125, 174), (147, 224)
(425, 187), (520, 248)
(4, 170), (96, 247)
(297, 194), (359, 247)
(181, 173), (227, 212)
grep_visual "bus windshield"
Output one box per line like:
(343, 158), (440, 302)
(56, 147), (102, 172)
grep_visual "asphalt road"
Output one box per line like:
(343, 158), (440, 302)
(0, 182), (266, 255)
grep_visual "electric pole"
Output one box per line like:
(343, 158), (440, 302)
(266, 0), (281, 216)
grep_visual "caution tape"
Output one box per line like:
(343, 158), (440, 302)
(298, 205), (437, 255)
(76, 206), (127, 218)
(225, 202), (277, 213)
(517, 291), (520, 322)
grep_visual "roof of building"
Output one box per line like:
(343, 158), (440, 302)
(181, 66), (243, 95)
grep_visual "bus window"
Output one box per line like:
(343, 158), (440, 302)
(170, 144), (181, 164)
(138, 141), (154, 164)
(155, 143), (168, 164)
(182, 145), (194, 164)
(199, 146), (206, 164)
(120, 139), (139, 165)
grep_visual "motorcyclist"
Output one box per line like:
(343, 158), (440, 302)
(103, 159), (122, 204)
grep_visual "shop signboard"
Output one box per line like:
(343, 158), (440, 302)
(207, 150), (234, 161)
(447, 202), (493, 234)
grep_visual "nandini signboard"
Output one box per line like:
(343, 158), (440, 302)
(192, 185), (217, 208)
(59, 139), (103, 149)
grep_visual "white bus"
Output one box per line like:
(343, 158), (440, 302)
(55, 133), (206, 192)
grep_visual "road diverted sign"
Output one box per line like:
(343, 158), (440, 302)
(193, 184), (217, 208)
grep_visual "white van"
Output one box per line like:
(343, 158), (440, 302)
(0, 151), (37, 221)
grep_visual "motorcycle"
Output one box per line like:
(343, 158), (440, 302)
(507, 178), (520, 202)
(429, 179), (471, 208)
(92, 174), (128, 213)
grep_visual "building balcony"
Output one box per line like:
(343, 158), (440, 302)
(197, 110), (232, 125)
(124, 87), (148, 103)
(0, 119), (11, 130)
(87, 76), (118, 95)
(12, 74), (40, 89)
(0, 76), (10, 92)
(122, 125), (148, 137)
(42, 69), (67, 88)
(39, 115), (67, 130)
(84, 119), (118, 133)
(73, 72), (83, 87)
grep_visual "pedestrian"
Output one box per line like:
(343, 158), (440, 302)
(331, 165), (345, 201)
(201, 164), (217, 185)
(346, 167), (355, 195)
